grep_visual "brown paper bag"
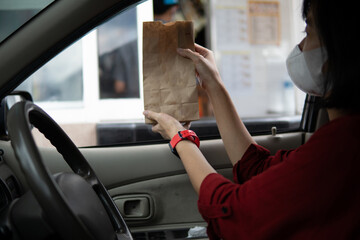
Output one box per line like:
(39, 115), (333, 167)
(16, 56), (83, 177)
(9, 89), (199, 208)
(143, 21), (199, 124)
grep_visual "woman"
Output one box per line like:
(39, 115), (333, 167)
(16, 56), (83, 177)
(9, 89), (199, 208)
(143, 0), (360, 238)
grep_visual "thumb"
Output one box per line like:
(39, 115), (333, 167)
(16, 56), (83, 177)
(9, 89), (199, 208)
(177, 48), (201, 63)
(143, 110), (159, 122)
(183, 121), (191, 130)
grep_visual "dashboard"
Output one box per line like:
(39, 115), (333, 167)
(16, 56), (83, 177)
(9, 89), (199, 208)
(0, 149), (22, 220)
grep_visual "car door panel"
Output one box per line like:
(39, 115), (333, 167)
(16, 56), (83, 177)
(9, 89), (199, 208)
(1, 131), (304, 235)
(29, 132), (303, 187)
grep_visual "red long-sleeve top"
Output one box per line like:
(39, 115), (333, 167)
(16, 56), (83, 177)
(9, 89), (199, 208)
(198, 114), (360, 239)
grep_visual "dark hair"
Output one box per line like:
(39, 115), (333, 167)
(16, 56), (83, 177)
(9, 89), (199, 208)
(302, 0), (360, 112)
(153, 0), (178, 15)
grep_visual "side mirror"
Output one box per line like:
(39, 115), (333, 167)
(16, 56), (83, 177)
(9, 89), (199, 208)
(0, 91), (33, 140)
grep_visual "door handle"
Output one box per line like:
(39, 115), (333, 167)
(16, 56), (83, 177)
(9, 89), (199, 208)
(113, 194), (153, 220)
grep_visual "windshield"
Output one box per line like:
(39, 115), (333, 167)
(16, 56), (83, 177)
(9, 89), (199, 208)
(0, 0), (54, 43)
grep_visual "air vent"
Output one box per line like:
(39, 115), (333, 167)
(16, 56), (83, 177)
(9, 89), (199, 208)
(148, 231), (166, 240)
(0, 179), (10, 213)
(132, 232), (147, 240)
(132, 231), (166, 240)
(172, 229), (188, 239)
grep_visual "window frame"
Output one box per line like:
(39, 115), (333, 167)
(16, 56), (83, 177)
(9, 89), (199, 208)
(95, 114), (303, 147)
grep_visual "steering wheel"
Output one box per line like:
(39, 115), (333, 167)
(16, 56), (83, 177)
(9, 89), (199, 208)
(7, 101), (132, 240)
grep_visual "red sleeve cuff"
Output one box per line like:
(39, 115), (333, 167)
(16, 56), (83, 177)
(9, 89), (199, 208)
(197, 173), (238, 239)
(198, 173), (234, 217)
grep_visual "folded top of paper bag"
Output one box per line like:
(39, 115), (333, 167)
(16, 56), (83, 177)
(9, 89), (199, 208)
(143, 21), (199, 124)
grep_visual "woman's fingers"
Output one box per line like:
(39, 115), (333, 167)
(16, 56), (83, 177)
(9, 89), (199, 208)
(143, 110), (159, 122)
(143, 110), (184, 139)
(151, 123), (160, 133)
(194, 43), (210, 57)
(177, 48), (202, 63)
(144, 111), (164, 136)
(183, 121), (191, 129)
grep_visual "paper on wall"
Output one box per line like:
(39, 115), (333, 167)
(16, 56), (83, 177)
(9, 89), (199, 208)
(249, 1), (281, 45)
(143, 21), (199, 124)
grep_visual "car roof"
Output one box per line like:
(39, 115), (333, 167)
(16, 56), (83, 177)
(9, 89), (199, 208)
(0, 0), (144, 100)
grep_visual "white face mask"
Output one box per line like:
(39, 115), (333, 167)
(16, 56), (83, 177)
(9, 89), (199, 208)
(286, 45), (327, 96)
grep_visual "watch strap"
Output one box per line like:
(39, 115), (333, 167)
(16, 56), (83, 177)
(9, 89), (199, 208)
(169, 130), (200, 158)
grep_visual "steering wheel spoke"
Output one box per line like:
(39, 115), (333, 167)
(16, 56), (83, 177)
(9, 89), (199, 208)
(7, 101), (133, 240)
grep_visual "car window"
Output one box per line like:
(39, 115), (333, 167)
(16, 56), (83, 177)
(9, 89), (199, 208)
(19, 40), (83, 102)
(98, 8), (140, 99)
(0, 0), (54, 43)
(15, 0), (305, 147)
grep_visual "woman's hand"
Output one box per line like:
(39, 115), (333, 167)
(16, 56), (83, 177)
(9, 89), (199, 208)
(177, 44), (221, 91)
(143, 110), (190, 140)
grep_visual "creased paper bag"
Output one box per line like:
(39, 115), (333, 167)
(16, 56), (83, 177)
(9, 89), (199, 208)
(143, 21), (199, 124)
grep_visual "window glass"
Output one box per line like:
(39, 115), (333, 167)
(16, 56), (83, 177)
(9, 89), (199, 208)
(18, 40), (83, 102)
(98, 8), (140, 99)
(13, 0), (306, 147)
(0, 0), (54, 43)
(15, 2), (151, 147)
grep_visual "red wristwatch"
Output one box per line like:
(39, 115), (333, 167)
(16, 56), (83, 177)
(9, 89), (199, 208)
(169, 130), (200, 158)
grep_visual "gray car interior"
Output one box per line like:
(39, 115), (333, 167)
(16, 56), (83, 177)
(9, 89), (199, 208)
(0, 0), (329, 239)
